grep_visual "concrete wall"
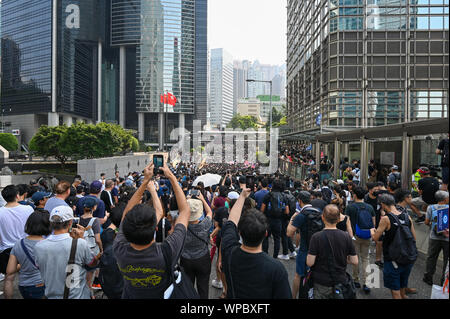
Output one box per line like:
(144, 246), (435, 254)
(77, 153), (153, 183)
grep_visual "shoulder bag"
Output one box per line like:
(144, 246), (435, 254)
(64, 238), (78, 299)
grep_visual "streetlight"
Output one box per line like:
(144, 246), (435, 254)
(246, 79), (273, 128)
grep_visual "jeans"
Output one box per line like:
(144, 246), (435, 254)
(180, 252), (211, 299)
(424, 239), (449, 286)
(352, 237), (370, 284)
(19, 284), (46, 299)
(262, 218), (282, 258)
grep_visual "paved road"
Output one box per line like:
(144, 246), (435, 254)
(1, 233), (445, 300)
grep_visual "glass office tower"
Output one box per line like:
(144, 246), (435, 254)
(286, 0), (449, 136)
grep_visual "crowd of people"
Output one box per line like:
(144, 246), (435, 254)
(0, 134), (448, 300)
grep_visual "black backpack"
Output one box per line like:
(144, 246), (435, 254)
(284, 191), (297, 219)
(388, 212), (418, 265)
(267, 192), (286, 219)
(442, 139), (449, 166)
(303, 207), (324, 247)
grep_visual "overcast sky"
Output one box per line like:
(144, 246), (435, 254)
(208, 0), (287, 66)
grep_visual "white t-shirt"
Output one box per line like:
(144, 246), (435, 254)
(0, 204), (34, 252)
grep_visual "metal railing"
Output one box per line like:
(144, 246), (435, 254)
(278, 159), (310, 181)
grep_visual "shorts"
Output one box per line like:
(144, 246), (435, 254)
(383, 261), (414, 291)
(411, 196), (427, 209)
(442, 166), (449, 184)
(296, 249), (308, 277)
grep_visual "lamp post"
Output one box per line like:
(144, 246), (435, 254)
(246, 79), (273, 128)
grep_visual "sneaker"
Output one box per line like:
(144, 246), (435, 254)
(354, 282), (361, 289)
(0, 273), (4, 282)
(415, 215), (426, 224)
(289, 251), (297, 259)
(423, 276), (433, 286)
(363, 285), (371, 294)
(212, 279), (223, 289)
(91, 284), (102, 290)
(277, 254), (290, 260)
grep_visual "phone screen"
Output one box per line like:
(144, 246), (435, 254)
(153, 155), (164, 170)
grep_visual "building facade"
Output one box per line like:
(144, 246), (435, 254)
(210, 48), (234, 128)
(0, 0), (207, 147)
(286, 0), (449, 138)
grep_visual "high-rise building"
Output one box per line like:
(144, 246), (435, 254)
(286, 0), (448, 138)
(0, 0), (208, 146)
(210, 48), (234, 128)
(233, 60), (249, 114)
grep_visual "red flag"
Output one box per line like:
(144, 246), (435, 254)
(168, 93), (177, 106)
(160, 94), (164, 104)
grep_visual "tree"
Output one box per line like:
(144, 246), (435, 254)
(227, 115), (259, 130)
(29, 123), (141, 167)
(29, 125), (69, 166)
(0, 133), (19, 151)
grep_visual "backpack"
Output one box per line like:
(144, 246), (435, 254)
(389, 172), (401, 185)
(302, 207), (324, 247)
(284, 191), (297, 219)
(388, 212), (418, 265)
(321, 187), (332, 204)
(355, 204), (374, 239)
(84, 218), (99, 255)
(267, 192), (286, 219)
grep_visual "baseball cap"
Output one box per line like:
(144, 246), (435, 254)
(83, 197), (98, 209)
(187, 199), (204, 222)
(418, 167), (430, 174)
(50, 206), (75, 222)
(337, 179), (344, 185)
(227, 191), (239, 200)
(31, 191), (52, 204)
(90, 181), (103, 193)
(391, 165), (399, 170)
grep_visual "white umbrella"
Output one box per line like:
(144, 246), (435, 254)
(192, 173), (222, 188)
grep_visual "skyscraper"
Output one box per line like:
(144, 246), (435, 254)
(210, 48), (234, 128)
(286, 0), (448, 137)
(233, 60), (249, 115)
(0, 0), (208, 147)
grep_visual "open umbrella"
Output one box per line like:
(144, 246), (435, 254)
(192, 173), (222, 188)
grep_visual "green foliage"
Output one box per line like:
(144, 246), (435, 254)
(227, 115), (259, 130)
(29, 125), (69, 165)
(0, 133), (19, 151)
(29, 123), (140, 166)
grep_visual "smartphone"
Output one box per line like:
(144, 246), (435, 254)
(190, 189), (200, 197)
(153, 155), (164, 175)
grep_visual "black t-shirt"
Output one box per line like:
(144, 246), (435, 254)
(221, 221), (292, 299)
(438, 138), (449, 166)
(320, 163), (329, 172)
(311, 199), (327, 212)
(308, 229), (356, 287)
(419, 177), (440, 205)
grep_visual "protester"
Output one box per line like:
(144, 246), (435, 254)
(221, 188), (292, 298)
(3, 211), (51, 299)
(0, 185), (35, 277)
(32, 191), (51, 212)
(306, 204), (358, 299)
(76, 181), (107, 224)
(370, 194), (417, 299)
(261, 179), (290, 260)
(113, 163), (190, 299)
(345, 186), (375, 294)
(101, 179), (116, 214)
(180, 192), (213, 299)
(423, 190), (449, 286)
(410, 167), (440, 223)
(287, 191), (324, 299)
(436, 134), (449, 191)
(44, 181), (71, 213)
(34, 206), (102, 299)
